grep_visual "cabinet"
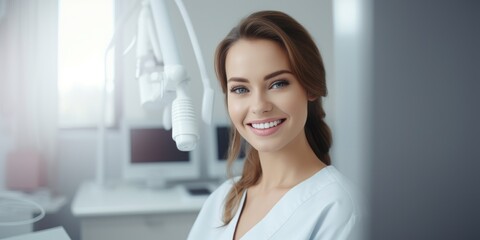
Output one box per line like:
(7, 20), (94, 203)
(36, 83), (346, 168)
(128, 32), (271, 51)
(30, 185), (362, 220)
(72, 182), (207, 240)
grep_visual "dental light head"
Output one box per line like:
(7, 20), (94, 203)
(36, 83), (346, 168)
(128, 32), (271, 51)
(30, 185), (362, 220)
(135, 0), (213, 151)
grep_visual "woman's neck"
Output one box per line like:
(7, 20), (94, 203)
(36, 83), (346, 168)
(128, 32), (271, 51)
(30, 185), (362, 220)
(256, 137), (326, 191)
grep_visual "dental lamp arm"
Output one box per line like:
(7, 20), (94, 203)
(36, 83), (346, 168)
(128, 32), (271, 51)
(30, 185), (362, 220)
(137, 0), (208, 151)
(174, 0), (214, 125)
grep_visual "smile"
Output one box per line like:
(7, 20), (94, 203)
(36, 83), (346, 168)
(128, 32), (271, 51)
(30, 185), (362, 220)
(251, 119), (283, 129)
(247, 119), (286, 137)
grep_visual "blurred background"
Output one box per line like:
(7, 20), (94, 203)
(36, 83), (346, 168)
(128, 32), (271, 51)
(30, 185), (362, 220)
(0, 0), (479, 239)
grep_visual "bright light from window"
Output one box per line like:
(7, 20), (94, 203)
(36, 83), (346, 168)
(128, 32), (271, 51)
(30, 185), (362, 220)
(58, 0), (114, 128)
(334, 0), (361, 35)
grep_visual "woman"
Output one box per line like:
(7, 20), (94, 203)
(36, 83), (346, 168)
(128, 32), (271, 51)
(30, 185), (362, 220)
(188, 10), (357, 240)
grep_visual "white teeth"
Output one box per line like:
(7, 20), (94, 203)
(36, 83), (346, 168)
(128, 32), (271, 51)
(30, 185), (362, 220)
(251, 120), (282, 129)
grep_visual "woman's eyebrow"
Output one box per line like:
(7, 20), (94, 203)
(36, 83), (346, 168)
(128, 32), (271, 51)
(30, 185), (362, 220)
(264, 70), (293, 80)
(227, 77), (249, 83)
(227, 70), (292, 83)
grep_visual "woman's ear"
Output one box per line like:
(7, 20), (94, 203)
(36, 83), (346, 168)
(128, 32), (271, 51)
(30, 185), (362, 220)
(307, 93), (318, 101)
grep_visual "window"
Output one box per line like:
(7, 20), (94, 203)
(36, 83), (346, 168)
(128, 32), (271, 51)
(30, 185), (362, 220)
(57, 0), (115, 128)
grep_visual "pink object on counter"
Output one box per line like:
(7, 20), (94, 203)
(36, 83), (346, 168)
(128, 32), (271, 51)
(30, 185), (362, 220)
(5, 149), (46, 191)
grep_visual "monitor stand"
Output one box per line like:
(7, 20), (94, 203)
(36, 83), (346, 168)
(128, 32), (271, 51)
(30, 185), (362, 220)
(185, 186), (211, 196)
(136, 177), (168, 190)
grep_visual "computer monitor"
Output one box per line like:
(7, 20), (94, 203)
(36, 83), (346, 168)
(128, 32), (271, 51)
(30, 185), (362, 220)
(207, 124), (245, 179)
(122, 121), (200, 186)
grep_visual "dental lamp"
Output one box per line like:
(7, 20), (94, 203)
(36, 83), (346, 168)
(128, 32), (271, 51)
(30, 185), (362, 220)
(135, 0), (214, 151)
(96, 0), (213, 186)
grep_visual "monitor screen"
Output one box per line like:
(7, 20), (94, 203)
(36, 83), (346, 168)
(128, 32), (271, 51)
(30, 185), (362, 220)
(122, 122), (200, 184)
(207, 125), (245, 179)
(215, 126), (246, 161)
(130, 128), (189, 163)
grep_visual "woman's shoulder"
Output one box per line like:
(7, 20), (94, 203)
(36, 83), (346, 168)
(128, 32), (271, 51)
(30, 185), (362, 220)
(305, 166), (359, 215)
(209, 176), (240, 201)
(196, 176), (240, 215)
(322, 166), (356, 197)
(289, 166), (359, 239)
(187, 176), (240, 238)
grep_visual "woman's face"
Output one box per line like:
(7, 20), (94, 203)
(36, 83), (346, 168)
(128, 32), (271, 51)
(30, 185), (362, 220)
(225, 39), (310, 153)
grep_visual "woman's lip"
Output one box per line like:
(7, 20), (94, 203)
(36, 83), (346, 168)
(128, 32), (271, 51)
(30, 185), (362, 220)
(247, 119), (285, 137)
(247, 118), (285, 125)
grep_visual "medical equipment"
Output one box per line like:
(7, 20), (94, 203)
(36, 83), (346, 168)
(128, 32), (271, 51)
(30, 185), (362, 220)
(121, 121), (200, 187)
(0, 193), (45, 227)
(96, 0), (213, 185)
(136, 0), (213, 151)
(205, 125), (246, 179)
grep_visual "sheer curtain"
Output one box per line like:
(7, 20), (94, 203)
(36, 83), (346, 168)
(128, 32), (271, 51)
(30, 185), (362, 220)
(0, 0), (59, 190)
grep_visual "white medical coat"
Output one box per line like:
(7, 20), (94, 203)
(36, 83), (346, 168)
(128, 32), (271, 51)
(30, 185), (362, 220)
(187, 166), (358, 240)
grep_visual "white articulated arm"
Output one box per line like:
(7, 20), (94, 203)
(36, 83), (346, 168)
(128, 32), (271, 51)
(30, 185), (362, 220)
(143, 0), (199, 151)
(135, 0), (213, 151)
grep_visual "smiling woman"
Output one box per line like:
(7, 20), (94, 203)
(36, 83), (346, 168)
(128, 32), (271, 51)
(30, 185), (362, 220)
(225, 39), (311, 154)
(57, 0), (115, 128)
(188, 10), (358, 240)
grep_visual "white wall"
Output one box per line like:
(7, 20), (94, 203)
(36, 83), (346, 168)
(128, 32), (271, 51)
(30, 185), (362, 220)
(0, 133), (10, 189)
(332, 1), (372, 239)
(0, 117), (14, 189)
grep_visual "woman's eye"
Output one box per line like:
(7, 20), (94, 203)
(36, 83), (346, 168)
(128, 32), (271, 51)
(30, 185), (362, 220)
(270, 80), (289, 89)
(230, 86), (249, 94)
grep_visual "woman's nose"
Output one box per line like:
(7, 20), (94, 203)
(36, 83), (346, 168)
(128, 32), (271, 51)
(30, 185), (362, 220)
(251, 92), (273, 115)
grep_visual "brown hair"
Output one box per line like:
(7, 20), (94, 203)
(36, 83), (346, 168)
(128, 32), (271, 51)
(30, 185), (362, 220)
(215, 10), (332, 224)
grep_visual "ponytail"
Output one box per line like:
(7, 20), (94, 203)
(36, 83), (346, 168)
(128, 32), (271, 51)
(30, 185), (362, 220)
(305, 101), (331, 166)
